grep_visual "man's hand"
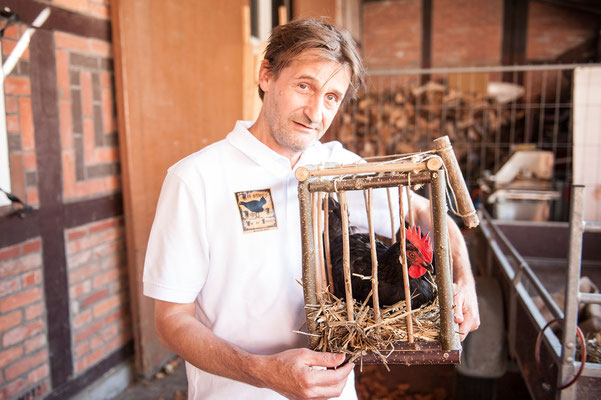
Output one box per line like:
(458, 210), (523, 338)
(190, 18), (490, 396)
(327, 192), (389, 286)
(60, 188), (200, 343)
(259, 349), (355, 400)
(453, 280), (480, 341)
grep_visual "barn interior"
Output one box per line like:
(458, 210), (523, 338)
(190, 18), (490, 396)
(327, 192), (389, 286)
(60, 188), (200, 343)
(1, 1), (601, 399)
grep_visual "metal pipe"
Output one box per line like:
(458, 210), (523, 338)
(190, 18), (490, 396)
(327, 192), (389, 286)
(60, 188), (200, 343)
(559, 186), (586, 397)
(367, 63), (601, 76)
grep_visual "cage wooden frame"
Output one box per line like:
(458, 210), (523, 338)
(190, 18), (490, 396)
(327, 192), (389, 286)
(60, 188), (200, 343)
(296, 136), (477, 365)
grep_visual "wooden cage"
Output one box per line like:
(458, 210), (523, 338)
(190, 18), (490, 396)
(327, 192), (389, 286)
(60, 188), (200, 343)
(295, 136), (479, 366)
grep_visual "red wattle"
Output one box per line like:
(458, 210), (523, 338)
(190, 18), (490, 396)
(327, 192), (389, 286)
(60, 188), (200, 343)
(408, 265), (427, 279)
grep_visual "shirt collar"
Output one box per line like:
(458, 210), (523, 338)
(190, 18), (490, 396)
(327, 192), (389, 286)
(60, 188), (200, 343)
(226, 120), (323, 172)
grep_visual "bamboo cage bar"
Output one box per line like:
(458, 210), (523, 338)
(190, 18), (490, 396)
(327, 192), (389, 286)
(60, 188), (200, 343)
(430, 169), (459, 351)
(364, 188), (382, 326)
(307, 171), (432, 193)
(398, 185), (414, 343)
(311, 193), (322, 293)
(338, 190), (355, 322)
(386, 188), (396, 244)
(295, 160), (438, 182)
(298, 181), (319, 349)
(323, 193), (334, 290)
(405, 185), (414, 227)
(433, 136), (479, 229)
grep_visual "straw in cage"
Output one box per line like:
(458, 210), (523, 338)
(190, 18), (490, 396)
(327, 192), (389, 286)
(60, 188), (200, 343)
(305, 174), (442, 364)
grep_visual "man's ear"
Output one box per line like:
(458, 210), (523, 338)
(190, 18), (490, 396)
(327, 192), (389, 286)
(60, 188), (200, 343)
(258, 60), (272, 94)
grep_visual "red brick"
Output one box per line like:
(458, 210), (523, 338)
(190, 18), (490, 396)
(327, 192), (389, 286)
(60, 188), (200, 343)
(0, 276), (21, 297)
(5, 96), (19, 114)
(2, 319), (45, 347)
(23, 152), (37, 170)
(25, 302), (44, 320)
(82, 288), (108, 308)
(22, 240), (41, 255)
(83, 347), (105, 370)
(73, 309), (92, 329)
(26, 188), (39, 206)
(1, 377), (28, 399)
(92, 269), (120, 289)
(93, 294), (120, 318)
(0, 245), (20, 261)
(28, 363), (49, 384)
(67, 227), (87, 241)
(70, 280), (92, 299)
(0, 309), (22, 332)
(90, 334), (103, 349)
(6, 114), (19, 132)
(74, 319), (103, 344)
(0, 287), (42, 313)
(0, 345), (24, 368)
(24, 334), (46, 354)
(4, 77), (31, 95)
(67, 250), (94, 271)
(82, 71), (93, 118)
(104, 307), (125, 325)
(74, 341), (89, 358)
(19, 97), (35, 150)
(55, 49), (70, 100)
(54, 31), (89, 52)
(2, 24), (19, 40)
(5, 349), (48, 381)
(89, 39), (111, 56)
(84, 118), (95, 162)
(0, 253), (42, 279)
(22, 270), (41, 287)
(89, 218), (119, 234)
(63, 150), (76, 199)
(89, 3), (110, 20)
(59, 100), (73, 149)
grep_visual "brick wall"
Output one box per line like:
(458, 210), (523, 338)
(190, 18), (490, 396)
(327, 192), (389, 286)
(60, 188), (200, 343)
(66, 217), (130, 375)
(526, 1), (599, 62)
(363, 0), (422, 70)
(431, 0), (503, 67)
(0, 239), (50, 399)
(55, 31), (120, 200)
(2, 24), (38, 208)
(1, 1), (130, 398)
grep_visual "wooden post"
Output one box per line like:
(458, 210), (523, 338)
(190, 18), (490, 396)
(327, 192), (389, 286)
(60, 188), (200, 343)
(386, 187), (397, 244)
(430, 169), (459, 351)
(433, 136), (479, 229)
(338, 190), (354, 322)
(398, 186), (414, 343)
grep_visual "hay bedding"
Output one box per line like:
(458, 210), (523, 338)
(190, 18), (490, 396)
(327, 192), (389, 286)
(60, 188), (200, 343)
(301, 287), (441, 367)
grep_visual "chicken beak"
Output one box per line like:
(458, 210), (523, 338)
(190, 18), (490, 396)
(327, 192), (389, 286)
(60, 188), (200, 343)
(422, 262), (434, 273)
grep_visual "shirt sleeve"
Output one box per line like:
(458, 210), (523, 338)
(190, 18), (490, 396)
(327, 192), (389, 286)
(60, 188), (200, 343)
(143, 170), (210, 303)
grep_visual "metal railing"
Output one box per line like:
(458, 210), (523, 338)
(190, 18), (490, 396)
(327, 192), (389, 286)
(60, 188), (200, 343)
(334, 64), (601, 196)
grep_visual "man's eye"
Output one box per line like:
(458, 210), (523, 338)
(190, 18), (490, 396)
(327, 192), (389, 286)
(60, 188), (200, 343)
(299, 83), (308, 90)
(326, 94), (338, 102)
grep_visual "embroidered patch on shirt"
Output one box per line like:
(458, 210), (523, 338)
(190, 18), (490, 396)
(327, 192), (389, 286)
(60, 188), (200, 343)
(235, 189), (278, 233)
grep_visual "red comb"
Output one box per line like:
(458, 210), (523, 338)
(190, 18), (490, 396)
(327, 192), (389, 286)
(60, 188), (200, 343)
(405, 225), (433, 264)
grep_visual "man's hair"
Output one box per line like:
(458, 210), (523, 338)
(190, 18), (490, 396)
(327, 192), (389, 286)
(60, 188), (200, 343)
(259, 18), (365, 103)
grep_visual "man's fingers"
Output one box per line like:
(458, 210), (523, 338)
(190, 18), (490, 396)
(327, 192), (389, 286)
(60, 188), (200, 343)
(307, 351), (346, 369)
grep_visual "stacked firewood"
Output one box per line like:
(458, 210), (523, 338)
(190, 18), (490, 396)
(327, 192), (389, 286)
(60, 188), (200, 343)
(333, 81), (525, 178)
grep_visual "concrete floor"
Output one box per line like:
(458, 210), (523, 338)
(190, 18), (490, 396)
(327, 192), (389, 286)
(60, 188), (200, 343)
(113, 358), (188, 400)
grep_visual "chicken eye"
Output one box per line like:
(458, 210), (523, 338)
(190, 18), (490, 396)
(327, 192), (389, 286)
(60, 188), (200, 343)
(408, 251), (416, 259)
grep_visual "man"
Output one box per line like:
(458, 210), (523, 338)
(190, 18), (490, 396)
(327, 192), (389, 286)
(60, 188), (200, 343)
(143, 19), (479, 400)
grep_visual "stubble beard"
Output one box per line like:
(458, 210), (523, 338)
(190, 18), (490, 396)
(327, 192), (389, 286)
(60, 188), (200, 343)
(267, 109), (323, 154)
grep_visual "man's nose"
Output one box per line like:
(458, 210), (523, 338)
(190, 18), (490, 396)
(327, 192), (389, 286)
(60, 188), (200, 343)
(304, 94), (324, 125)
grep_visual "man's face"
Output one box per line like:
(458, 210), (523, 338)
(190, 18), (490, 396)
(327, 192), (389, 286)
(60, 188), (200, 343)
(259, 51), (351, 156)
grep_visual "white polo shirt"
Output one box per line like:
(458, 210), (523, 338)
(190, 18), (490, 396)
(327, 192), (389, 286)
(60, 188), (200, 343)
(143, 121), (402, 399)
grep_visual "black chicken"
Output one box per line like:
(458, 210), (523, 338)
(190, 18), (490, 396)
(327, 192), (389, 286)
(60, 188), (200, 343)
(326, 197), (436, 309)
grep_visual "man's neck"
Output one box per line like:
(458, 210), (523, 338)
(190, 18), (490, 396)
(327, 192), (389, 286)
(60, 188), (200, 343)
(248, 116), (302, 169)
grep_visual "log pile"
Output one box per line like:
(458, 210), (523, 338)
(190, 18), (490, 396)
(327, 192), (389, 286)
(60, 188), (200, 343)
(333, 81), (526, 184)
